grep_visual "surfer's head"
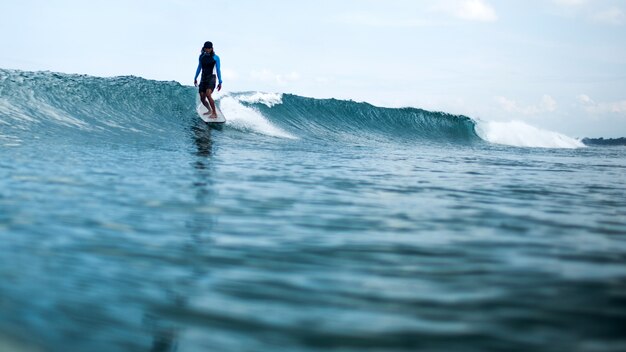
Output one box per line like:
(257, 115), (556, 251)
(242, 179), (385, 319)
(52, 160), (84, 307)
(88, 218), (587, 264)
(202, 41), (213, 54)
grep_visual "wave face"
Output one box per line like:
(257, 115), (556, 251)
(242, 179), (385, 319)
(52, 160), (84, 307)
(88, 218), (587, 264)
(0, 69), (585, 148)
(230, 92), (481, 145)
(0, 69), (196, 145)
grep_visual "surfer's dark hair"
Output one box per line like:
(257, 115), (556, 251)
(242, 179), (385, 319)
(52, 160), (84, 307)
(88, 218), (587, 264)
(202, 41), (215, 57)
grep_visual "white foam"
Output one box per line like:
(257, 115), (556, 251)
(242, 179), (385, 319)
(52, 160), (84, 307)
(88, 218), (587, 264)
(219, 96), (296, 139)
(236, 92), (283, 107)
(475, 120), (584, 149)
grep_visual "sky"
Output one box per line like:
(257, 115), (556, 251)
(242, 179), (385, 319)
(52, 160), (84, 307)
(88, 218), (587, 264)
(1, 0), (625, 137)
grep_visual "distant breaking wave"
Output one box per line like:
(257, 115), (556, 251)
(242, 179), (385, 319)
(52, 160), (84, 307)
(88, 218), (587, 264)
(0, 68), (586, 149)
(475, 120), (584, 149)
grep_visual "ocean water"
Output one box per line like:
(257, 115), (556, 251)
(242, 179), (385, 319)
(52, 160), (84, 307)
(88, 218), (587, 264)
(1, 68), (625, 352)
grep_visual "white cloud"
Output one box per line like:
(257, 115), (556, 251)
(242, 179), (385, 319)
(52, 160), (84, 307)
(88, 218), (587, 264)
(434, 0), (498, 22)
(542, 95), (558, 112)
(592, 7), (625, 25)
(578, 94), (626, 114)
(250, 69), (301, 85)
(495, 95), (557, 115)
(578, 94), (593, 104)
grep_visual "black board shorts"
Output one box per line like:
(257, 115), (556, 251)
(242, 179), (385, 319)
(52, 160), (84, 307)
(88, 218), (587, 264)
(198, 74), (216, 93)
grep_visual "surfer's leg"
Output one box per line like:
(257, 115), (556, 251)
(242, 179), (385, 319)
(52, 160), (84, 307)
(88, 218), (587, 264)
(207, 89), (218, 118)
(199, 92), (211, 115)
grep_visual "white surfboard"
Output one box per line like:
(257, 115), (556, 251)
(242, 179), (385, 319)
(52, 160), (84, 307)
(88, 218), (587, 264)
(196, 103), (226, 124)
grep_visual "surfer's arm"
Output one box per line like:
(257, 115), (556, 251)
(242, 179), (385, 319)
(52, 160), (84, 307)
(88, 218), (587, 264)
(194, 60), (201, 82)
(215, 55), (223, 84)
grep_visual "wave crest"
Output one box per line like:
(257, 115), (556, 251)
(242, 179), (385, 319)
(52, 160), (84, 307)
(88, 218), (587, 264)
(0, 69), (585, 149)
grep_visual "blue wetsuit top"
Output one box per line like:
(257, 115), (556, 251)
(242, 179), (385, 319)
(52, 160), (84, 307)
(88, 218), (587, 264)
(194, 53), (222, 84)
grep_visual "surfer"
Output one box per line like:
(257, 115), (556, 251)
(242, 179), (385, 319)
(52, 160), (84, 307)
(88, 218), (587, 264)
(194, 41), (223, 118)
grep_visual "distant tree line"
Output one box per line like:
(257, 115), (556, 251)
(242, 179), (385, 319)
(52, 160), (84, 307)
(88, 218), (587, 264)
(582, 137), (626, 146)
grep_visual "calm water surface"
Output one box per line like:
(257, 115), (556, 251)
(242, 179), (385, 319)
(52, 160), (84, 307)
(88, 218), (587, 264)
(1, 126), (625, 352)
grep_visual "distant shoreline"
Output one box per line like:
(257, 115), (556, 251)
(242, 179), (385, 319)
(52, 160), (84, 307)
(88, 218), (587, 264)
(582, 137), (626, 146)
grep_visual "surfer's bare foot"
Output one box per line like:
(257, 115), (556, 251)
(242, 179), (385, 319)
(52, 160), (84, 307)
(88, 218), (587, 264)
(209, 114), (218, 119)
(203, 111), (212, 116)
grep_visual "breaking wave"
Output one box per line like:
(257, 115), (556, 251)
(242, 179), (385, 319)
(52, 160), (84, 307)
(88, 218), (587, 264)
(0, 69), (585, 149)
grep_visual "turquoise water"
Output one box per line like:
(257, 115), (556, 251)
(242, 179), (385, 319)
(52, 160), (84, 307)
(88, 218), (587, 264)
(1, 69), (625, 351)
